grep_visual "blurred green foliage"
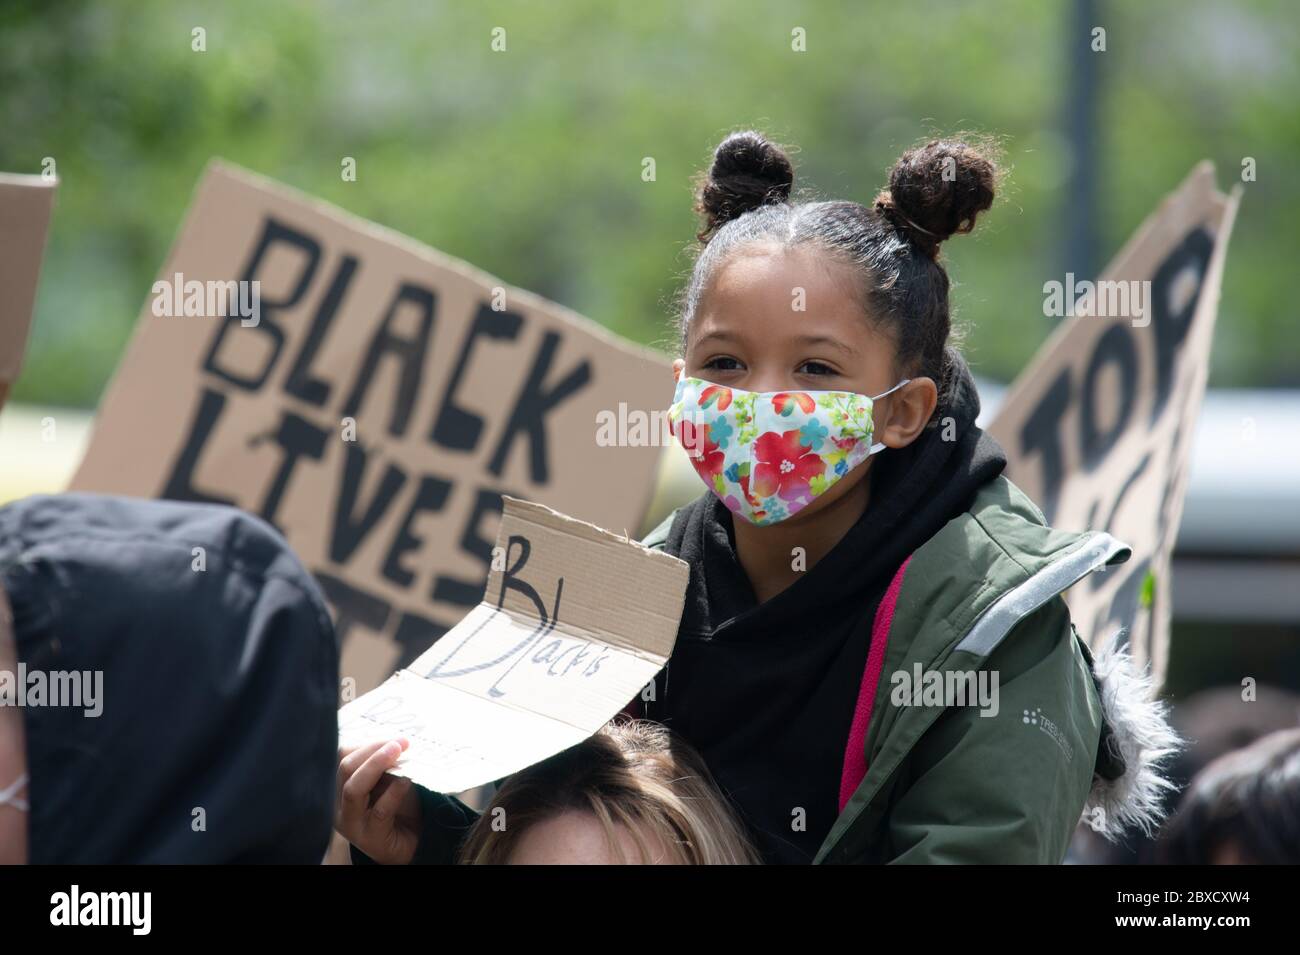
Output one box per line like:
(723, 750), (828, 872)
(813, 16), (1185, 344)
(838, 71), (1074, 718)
(2, 0), (1296, 409)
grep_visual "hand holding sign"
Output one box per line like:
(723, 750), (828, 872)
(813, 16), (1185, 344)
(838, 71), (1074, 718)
(337, 495), (689, 795)
(335, 738), (422, 865)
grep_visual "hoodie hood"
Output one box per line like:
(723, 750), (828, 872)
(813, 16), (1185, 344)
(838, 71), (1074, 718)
(0, 493), (339, 863)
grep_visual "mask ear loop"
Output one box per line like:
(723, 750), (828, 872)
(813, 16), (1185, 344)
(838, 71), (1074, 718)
(0, 772), (28, 812)
(867, 378), (912, 455)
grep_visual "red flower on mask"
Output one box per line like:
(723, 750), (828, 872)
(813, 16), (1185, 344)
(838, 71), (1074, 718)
(699, 384), (733, 411)
(771, 392), (816, 416)
(674, 418), (724, 479)
(751, 429), (826, 503)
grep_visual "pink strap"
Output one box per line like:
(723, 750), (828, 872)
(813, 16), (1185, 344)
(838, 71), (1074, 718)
(838, 555), (912, 813)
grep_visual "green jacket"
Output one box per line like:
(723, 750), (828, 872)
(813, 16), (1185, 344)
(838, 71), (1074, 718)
(641, 474), (1135, 864)
(368, 474), (1176, 866)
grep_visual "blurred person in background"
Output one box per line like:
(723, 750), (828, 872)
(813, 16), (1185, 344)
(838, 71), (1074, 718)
(0, 493), (339, 863)
(1067, 684), (1300, 864)
(1158, 727), (1300, 864)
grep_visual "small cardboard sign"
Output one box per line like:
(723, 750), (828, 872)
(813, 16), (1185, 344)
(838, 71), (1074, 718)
(70, 162), (672, 693)
(0, 172), (58, 413)
(338, 495), (689, 794)
(989, 163), (1241, 688)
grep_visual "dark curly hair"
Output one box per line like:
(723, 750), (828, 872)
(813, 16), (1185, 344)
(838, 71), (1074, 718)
(678, 129), (1000, 419)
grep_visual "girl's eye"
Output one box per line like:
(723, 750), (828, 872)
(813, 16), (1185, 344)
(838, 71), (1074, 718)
(703, 356), (745, 372)
(797, 360), (838, 376)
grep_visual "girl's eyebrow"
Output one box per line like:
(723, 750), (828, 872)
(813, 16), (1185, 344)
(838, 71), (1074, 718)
(794, 334), (857, 357)
(692, 329), (857, 357)
(693, 329), (740, 348)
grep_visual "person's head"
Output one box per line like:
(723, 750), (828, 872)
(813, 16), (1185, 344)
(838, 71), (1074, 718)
(457, 718), (761, 864)
(1158, 727), (1300, 865)
(672, 130), (999, 522)
(0, 492), (340, 864)
(1070, 683), (1300, 864)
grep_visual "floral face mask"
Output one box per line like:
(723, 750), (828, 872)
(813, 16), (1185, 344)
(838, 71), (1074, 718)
(668, 374), (910, 526)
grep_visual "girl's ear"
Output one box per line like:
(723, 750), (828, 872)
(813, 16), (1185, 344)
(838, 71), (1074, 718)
(877, 377), (939, 449)
(672, 358), (685, 382)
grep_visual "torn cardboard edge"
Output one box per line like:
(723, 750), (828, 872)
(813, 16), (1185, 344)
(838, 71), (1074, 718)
(0, 172), (58, 401)
(1002, 162), (1230, 385)
(988, 161), (1241, 688)
(338, 495), (690, 794)
(194, 160), (670, 367)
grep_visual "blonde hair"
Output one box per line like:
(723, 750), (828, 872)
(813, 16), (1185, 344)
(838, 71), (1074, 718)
(457, 718), (761, 864)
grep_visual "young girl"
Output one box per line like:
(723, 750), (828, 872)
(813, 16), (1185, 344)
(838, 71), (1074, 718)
(339, 131), (1179, 865)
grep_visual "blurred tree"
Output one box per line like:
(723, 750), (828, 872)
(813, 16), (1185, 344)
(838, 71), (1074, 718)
(1, 0), (1295, 408)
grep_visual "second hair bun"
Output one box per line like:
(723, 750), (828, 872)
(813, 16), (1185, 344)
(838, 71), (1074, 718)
(877, 139), (998, 257)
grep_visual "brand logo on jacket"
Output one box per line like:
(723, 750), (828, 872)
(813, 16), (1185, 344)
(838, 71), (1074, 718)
(1023, 707), (1073, 762)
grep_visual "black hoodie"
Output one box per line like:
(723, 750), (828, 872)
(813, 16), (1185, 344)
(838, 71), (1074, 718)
(638, 356), (1007, 863)
(0, 493), (339, 863)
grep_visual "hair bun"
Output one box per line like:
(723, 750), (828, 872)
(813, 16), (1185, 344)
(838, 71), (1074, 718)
(875, 139), (998, 258)
(694, 130), (795, 244)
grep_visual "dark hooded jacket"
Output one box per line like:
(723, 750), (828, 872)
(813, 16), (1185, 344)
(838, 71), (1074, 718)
(0, 493), (339, 863)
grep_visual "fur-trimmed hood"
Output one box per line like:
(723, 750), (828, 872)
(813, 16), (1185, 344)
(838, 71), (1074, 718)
(1079, 630), (1184, 841)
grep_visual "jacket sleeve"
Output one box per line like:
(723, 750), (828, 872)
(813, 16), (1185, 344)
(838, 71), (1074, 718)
(349, 785), (481, 865)
(881, 596), (1104, 864)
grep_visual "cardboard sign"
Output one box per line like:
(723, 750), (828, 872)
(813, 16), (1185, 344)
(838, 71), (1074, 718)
(338, 495), (689, 793)
(71, 162), (672, 691)
(0, 172), (58, 413)
(989, 163), (1241, 687)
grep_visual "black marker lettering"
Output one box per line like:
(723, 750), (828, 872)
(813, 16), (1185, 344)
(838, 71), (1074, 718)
(488, 330), (591, 482)
(203, 217), (320, 391)
(330, 442), (407, 564)
(284, 254), (359, 407)
(431, 303), (523, 452)
(161, 387), (238, 507)
(341, 282), (435, 438)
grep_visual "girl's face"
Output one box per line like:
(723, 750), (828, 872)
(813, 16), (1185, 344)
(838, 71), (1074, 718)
(674, 243), (937, 522)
